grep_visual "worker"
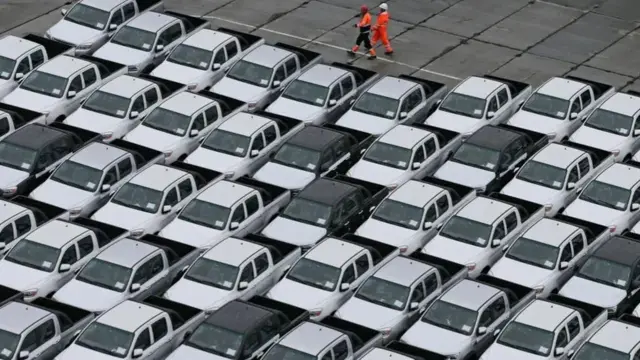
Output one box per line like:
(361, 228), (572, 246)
(371, 3), (393, 56)
(349, 5), (376, 59)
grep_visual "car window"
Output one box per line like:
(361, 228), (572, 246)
(117, 158), (133, 178)
(497, 88), (509, 107)
(556, 327), (569, 349)
(342, 264), (356, 284)
(411, 282), (426, 302)
(413, 145), (426, 164)
(231, 205), (246, 224)
(110, 9), (124, 26)
(284, 58), (297, 76)
(151, 319), (168, 341)
(571, 234), (584, 254)
(333, 138), (349, 157)
(560, 243), (573, 262)
(133, 255), (162, 285)
(69, 75), (82, 92)
(243, 331), (259, 357)
(30, 50), (45, 68)
(424, 138), (436, 157)
(192, 113), (205, 131)
(355, 254), (369, 276)
(425, 204), (437, 222)
(135, 328), (151, 350)
(104, 166), (118, 186)
(479, 307), (495, 327)
(567, 317), (580, 340)
(264, 125), (277, 145)
(39, 319), (56, 343)
(580, 91), (591, 109)
(487, 96), (498, 113)
(144, 89), (158, 107)
(177, 179), (193, 200)
(83, 69), (97, 87)
(329, 85), (342, 101)
(225, 41), (238, 59)
(435, 195), (449, 215)
(493, 221), (506, 240)
(122, 2), (135, 20)
(77, 236), (94, 258)
(568, 166), (579, 183)
(52, 136), (75, 160)
(491, 297), (506, 318)
(0, 117), (9, 137)
(204, 106), (218, 124)
(321, 352), (332, 360)
(213, 49), (226, 66)
(246, 195), (260, 217)
(16, 57), (31, 77)
(0, 225), (14, 243)
(254, 253), (269, 276)
(61, 245), (78, 265)
(341, 76), (354, 94)
(504, 212), (518, 233)
(15, 215), (31, 237)
(407, 89), (422, 112)
(131, 96), (145, 113)
(342, 194), (359, 215)
(274, 65), (285, 82)
(251, 134), (265, 151)
(260, 316), (279, 340)
(164, 187), (179, 207)
(240, 264), (255, 283)
(423, 273), (438, 294)
(634, 189), (640, 205)
(578, 158), (590, 178)
(570, 99), (581, 114)
(20, 329), (38, 353)
(334, 341), (349, 360)
(166, 23), (182, 44)
(147, 254), (164, 278)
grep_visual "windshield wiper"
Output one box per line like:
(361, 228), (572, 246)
(52, 177), (91, 192)
(439, 107), (473, 118)
(184, 276), (231, 290)
(506, 254), (551, 269)
(423, 318), (468, 334)
(356, 293), (398, 309)
(287, 276), (330, 291)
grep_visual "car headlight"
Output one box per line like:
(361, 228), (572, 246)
(466, 263), (476, 271)
(69, 207), (82, 216)
(612, 149), (621, 156)
(388, 183), (399, 189)
(2, 187), (17, 196)
(309, 308), (322, 318)
(380, 328), (392, 338)
(247, 102), (258, 109)
(474, 186), (486, 194)
(608, 305), (617, 314)
(130, 229), (144, 237)
(76, 43), (92, 50)
(101, 132), (113, 140)
(187, 83), (198, 90)
(533, 285), (545, 294)
(23, 289), (38, 298)
(547, 132), (557, 139)
(163, 150), (173, 158)
(127, 65), (139, 73)
(544, 204), (553, 212)
(223, 171), (234, 179)
(399, 245), (408, 253)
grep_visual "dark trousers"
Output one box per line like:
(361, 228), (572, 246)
(354, 32), (372, 49)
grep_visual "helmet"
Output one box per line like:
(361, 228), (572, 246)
(379, 3), (388, 10)
(360, 5), (368, 12)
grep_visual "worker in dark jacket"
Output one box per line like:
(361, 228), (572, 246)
(349, 5), (376, 59)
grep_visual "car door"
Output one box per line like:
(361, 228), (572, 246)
(406, 281), (426, 324)
(629, 187), (640, 227)
(485, 95), (499, 125)
(238, 194), (264, 235)
(133, 253), (167, 298)
(255, 315), (281, 358)
(14, 55), (32, 80)
(251, 251), (275, 292)
(158, 185), (181, 230)
(32, 144), (60, 188)
(490, 220), (507, 253)
(209, 46), (228, 84)
(238, 260), (257, 295)
(410, 145), (426, 178)
(63, 73), (84, 114)
(399, 88), (423, 124)
(0, 222), (15, 250)
(270, 64), (287, 99)
(553, 326), (570, 358)
(337, 76), (355, 115)
(154, 23), (182, 64)
(282, 57), (298, 88)
(556, 240), (575, 284)
(143, 87), (159, 118)
(567, 157), (591, 203)
(476, 296), (508, 351)
(494, 87), (511, 122)
(352, 253), (371, 287)
(22, 318), (58, 360)
(325, 137), (351, 176)
(55, 243), (79, 288)
(247, 130), (268, 174)
(131, 327), (152, 359)
(416, 137), (438, 177)
(148, 318), (172, 360)
(327, 83), (344, 118)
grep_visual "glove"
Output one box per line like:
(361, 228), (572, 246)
(354, 23), (359, 28)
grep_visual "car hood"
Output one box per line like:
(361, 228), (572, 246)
(64, 108), (122, 134)
(425, 110), (479, 134)
(0, 79), (15, 99)
(267, 278), (332, 310)
(47, 20), (103, 46)
(260, 216), (327, 247)
(166, 345), (226, 360)
(0, 166), (29, 188)
(30, 180), (92, 210)
(336, 110), (394, 135)
(211, 77), (266, 103)
(401, 321), (470, 355)
(159, 219), (224, 248)
(355, 219), (417, 247)
(500, 179), (557, 205)
(0, 260), (49, 291)
(563, 199), (623, 227)
(423, 235), (483, 265)
(94, 43), (148, 66)
(186, 148), (242, 172)
(266, 98), (324, 123)
(57, 344), (123, 360)
(2, 88), (58, 113)
(481, 343), (545, 360)
(336, 297), (402, 330)
(490, 258), (553, 288)
(570, 126), (627, 151)
(150, 62), (206, 85)
(559, 276), (626, 308)
(124, 126), (182, 152)
(164, 279), (232, 310)
(434, 161), (495, 189)
(53, 279), (123, 312)
(507, 110), (562, 134)
(347, 160), (405, 187)
(91, 203), (155, 231)
(253, 162), (316, 191)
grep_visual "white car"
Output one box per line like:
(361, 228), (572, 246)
(569, 317), (640, 360)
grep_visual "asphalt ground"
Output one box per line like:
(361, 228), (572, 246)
(2, 0), (640, 91)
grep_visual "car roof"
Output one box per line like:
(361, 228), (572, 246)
(513, 300), (576, 331)
(592, 236), (640, 266)
(68, 142), (128, 170)
(594, 163), (640, 189)
(25, 220), (89, 248)
(96, 238), (158, 268)
(453, 76), (503, 99)
(279, 322), (343, 354)
(589, 319), (640, 353)
(297, 64), (348, 87)
(0, 35), (39, 59)
(129, 164), (188, 190)
(5, 124), (68, 150)
(204, 237), (264, 266)
(298, 177), (359, 206)
(81, 0), (127, 11)
(600, 92), (640, 118)
(218, 112), (272, 136)
(182, 29), (233, 51)
(521, 218), (581, 247)
(466, 125), (521, 151)
(0, 200), (27, 221)
(243, 45), (292, 68)
(387, 180), (445, 208)
(367, 76), (418, 99)
(305, 237), (364, 268)
(378, 125), (431, 149)
(206, 300), (272, 333)
(160, 92), (215, 116)
(97, 300), (163, 332)
(530, 143), (586, 169)
(455, 197), (513, 224)
(196, 180), (254, 207)
(441, 279), (501, 310)
(360, 348), (416, 360)
(37, 55), (91, 78)
(537, 77), (588, 100)
(0, 301), (50, 334)
(372, 256), (433, 287)
(99, 75), (154, 98)
(287, 126), (345, 151)
(127, 12), (177, 33)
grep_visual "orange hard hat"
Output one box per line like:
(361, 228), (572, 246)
(360, 5), (368, 12)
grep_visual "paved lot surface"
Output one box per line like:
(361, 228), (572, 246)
(2, 0), (640, 91)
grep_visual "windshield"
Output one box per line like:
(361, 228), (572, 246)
(440, 216), (493, 247)
(517, 160), (566, 190)
(352, 93), (399, 119)
(202, 129), (251, 157)
(585, 109), (634, 136)
(51, 160), (103, 192)
(179, 200), (230, 230)
(574, 343), (627, 360)
(184, 258), (238, 290)
(0, 142), (38, 172)
(186, 323), (243, 358)
(497, 322), (554, 356)
(439, 93), (486, 119)
(287, 258), (341, 291)
(0, 329), (19, 360)
(167, 44), (212, 70)
(283, 80), (328, 106)
(355, 276), (410, 310)
(363, 142), (412, 170)
(522, 93), (569, 120)
(577, 257), (631, 289)
(76, 323), (134, 358)
(281, 198), (332, 227)
(372, 199), (423, 230)
(111, 26), (156, 52)
(506, 237), (559, 270)
(143, 108), (192, 136)
(451, 143), (501, 171)
(0, 56), (15, 80)
(263, 344), (317, 360)
(65, 3), (110, 30)
(5, 240), (60, 272)
(111, 183), (163, 213)
(272, 144), (321, 172)
(580, 180), (630, 211)
(422, 300), (477, 335)
(21, 71), (67, 98)
(83, 91), (130, 118)
(227, 60), (272, 87)
(76, 259), (132, 292)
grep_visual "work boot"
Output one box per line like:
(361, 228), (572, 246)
(347, 49), (357, 56)
(367, 54), (377, 60)
(384, 50), (394, 55)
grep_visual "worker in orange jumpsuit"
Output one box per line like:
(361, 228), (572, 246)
(349, 5), (376, 59)
(371, 3), (393, 56)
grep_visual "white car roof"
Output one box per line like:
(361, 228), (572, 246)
(243, 45), (291, 68)
(0, 200), (28, 221)
(297, 64), (348, 88)
(25, 220), (89, 248)
(455, 197), (512, 224)
(441, 279), (501, 310)
(128, 164), (187, 191)
(68, 142), (128, 169)
(453, 76), (503, 99)
(387, 180), (445, 208)
(182, 29), (233, 51)
(96, 238), (158, 268)
(305, 237), (363, 268)
(537, 77), (587, 100)
(159, 92), (215, 116)
(97, 300), (163, 332)
(203, 237), (263, 266)
(373, 256), (433, 287)
(127, 12), (176, 33)
(589, 320), (640, 353)
(37, 55), (92, 78)
(513, 300), (576, 331)
(218, 112), (272, 136)
(99, 75), (154, 98)
(531, 143), (585, 169)
(81, 0), (127, 11)
(0, 302), (50, 334)
(196, 180), (254, 207)
(377, 125), (431, 149)
(595, 163), (640, 189)
(0, 35), (39, 59)
(279, 322), (343, 354)
(521, 218), (581, 247)
(360, 348), (415, 360)
(600, 92), (640, 117)
(367, 76), (417, 99)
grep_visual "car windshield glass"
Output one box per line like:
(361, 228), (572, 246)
(0, 57), (15, 80)
(281, 198), (332, 227)
(83, 91), (130, 118)
(440, 216), (492, 247)
(179, 199), (230, 230)
(4, 240), (59, 272)
(577, 256), (631, 289)
(439, 93), (486, 119)
(186, 323), (243, 358)
(363, 142), (411, 170)
(584, 109), (634, 136)
(272, 143), (321, 172)
(227, 60), (272, 88)
(202, 129), (251, 157)
(184, 258), (238, 290)
(282, 80), (329, 106)
(506, 237), (559, 270)
(287, 258), (341, 291)
(497, 322), (554, 356)
(0, 330), (18, 360)
(111, 183), (163, 214)
(0, 142), (37, 172)
(372, 199), (423, 230)
(263, 344), (317, 360)
(167, 44), (213, 70)
(579, 180), (630, 211)
(111, 26), (156, 52)
(422, 300), (477, 335)
(76, 323), (134, 359)
(522, 93), (569, 120)
(355, 276), (410, 310)
(451, 143), (501, 171)
(516, 160), (566, 190)
(574, 343), (627, 360)
(352, 93), (399, 119)
(76, 258), (132, 292)
(143, 108), (192, 136)
(65, 4), (110, 30)
(21, 71), (67, 98)
(51, 160), (103, 192)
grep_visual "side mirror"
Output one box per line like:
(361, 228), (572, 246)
(18, 351), (29, 360)
(67, 90), (77, 98)
(369, 206), (376, 212)
(423, 221), (433, 230)
(493, 328), (501, 336)
(632, 279), (640, 288)
(570, 112), (578, 120)
(340, 283), (350, 292)
(634, 130), (640, 137)
(487, 111), (495, 119)
(409, 302), (419, 310)
(61, 8), (68, 16)
(399, 112), (408, 119)
(272, 80), (281, 88)
(411, 162), (421, 170)
(491, 239), (501, 248)
(250, 149), (259, 158)
(502, 244), (509, 252)
(477, 327), (487, 335)
(212, 63), (221, 70)
(435, 223), (443, 230)
(632, 203), (640, 211)
(14, 72), (24, 81)
(0, 243), (6, 251)
(517, 100), (524, 109)
(109, 24), (118, 31)
(567, 182), (576, 190)
(162, 205), (172, 214)
(238, 281), (249, 290)
(555, 347), (565, 356)
(130, 283), (141, 292)
(567, 349), (575, 358)
(559, 261), (569, 270)
(156, 44), (164, 52)
(513, 167), (520, 173)
(130, 111), (139, 119)
(328, 99), (337, 106)
(189, 129), (199, 137)
(349, 99), (355, 105)
(101, 184), (111, 193)
(132, 349), (144, 358)
(435, 99), (442, 105)
(229, 222), (239, 230)
(59, 263), (71, 273)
